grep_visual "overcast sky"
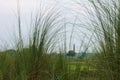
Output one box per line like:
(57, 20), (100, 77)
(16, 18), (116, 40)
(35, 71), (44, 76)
(0, 0), (93, 52)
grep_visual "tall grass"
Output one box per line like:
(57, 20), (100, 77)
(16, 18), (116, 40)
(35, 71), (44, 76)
(86, 0), (120, 79)
(0, 2), (66, 80)
(0, 1), (91, 79)
(2, 0), (120, 80)
(0, 3), (95, 79)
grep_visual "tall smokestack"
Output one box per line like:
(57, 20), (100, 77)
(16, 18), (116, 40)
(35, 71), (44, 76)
(73, 44), (75, 52)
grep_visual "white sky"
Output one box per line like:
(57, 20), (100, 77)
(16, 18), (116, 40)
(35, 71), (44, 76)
(0, 0), (93, 52)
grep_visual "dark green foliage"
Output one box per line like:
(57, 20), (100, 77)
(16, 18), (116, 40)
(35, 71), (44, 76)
(67, 50), (76, 57)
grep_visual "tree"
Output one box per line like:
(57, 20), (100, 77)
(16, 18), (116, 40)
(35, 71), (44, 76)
(67, 50), (75, 57)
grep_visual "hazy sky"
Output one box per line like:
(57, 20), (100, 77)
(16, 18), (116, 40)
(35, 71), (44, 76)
(0, 0), (93, 52)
